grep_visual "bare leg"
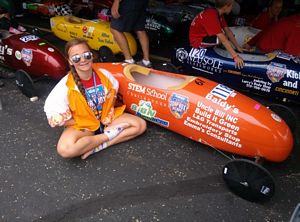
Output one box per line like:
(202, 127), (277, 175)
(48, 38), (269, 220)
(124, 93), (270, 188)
(110, 27), (133, 60)
(81, 113), (146, 159)
(136, 30), (150, 61)
(56, 128), (109, 158)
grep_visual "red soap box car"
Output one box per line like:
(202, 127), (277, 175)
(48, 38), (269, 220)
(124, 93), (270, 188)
(0, 29), (68, 99)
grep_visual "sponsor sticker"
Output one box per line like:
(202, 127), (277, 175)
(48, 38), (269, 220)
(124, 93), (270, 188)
(15, 50), (22, 60)
(176, 47), (223, 74)
(205, 84), (239, 114)
(21, 48), (33, 66)
(145, 18), (161, 31)
(131, 100), (169, 127)
(168, 93), (189, 118)
(276, 52), (292, 60)
(88, 27), (95, 34)
(176, 48), (189, 63)
(20, 35), (39, 43)
(128, 83), (168, 101)
(266, 62), (287, 83)
(271, 113), (282, 122)
(210, 84), (235, 100)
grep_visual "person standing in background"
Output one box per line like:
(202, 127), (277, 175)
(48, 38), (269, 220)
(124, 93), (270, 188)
(251, 0), (283, 30)
(110, 0), (152, 67)
(244, 12), (300, 56)
(189, 0), (244, 69)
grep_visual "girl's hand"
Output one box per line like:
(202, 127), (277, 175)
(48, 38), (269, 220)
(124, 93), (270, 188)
(49, 114), (64, 127)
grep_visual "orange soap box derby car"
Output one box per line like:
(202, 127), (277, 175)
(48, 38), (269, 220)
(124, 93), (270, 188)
(93, 62), (294, 202)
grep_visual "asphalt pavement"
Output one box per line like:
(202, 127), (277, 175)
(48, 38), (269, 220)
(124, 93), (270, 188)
(0, 14), (299, 222)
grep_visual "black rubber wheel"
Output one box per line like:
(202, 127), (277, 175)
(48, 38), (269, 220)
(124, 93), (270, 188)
(154, 62), (179, 73)
(289, 203), (300, 222)
(267, 103), (297, 132)
(98, 46), (115, 62)
(15, 70), (38, 101)
(222, 159), (275, 202)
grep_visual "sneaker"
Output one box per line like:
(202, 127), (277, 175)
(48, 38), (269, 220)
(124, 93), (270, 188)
(137, 59), (152, 68)
(124, 59), (135, 64)
(30, 96), (39, 102)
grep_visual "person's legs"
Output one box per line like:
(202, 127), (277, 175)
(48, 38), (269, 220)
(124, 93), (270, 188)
(110, 27), (134, 61)
(81, 113), (146, 159)
(136, 30), (150, 61)
(57, 127), (109, 158)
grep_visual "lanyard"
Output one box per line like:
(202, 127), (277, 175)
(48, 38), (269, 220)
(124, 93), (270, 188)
(84, 71), (102, 119)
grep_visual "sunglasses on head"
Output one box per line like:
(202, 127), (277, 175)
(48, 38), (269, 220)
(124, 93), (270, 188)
(70, 51), (93, 63)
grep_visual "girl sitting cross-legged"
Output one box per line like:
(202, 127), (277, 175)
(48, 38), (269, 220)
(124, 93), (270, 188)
(44, 38), (146, 159)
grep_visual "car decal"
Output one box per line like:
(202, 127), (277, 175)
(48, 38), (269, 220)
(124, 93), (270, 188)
(131, 100), (169, 127)
(15, 50), (22, 60)
(184, 99), (241, 148)
(21, 48), (33, 66)
(20, 35), (40, 42)
(0, 45), (13, 56)
(168, 93), (189, 119)
(271, 113), (282, 122)
(266, 62), (286, 83)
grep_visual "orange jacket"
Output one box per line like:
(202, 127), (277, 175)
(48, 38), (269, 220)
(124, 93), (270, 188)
(44, 67), (125, 131)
